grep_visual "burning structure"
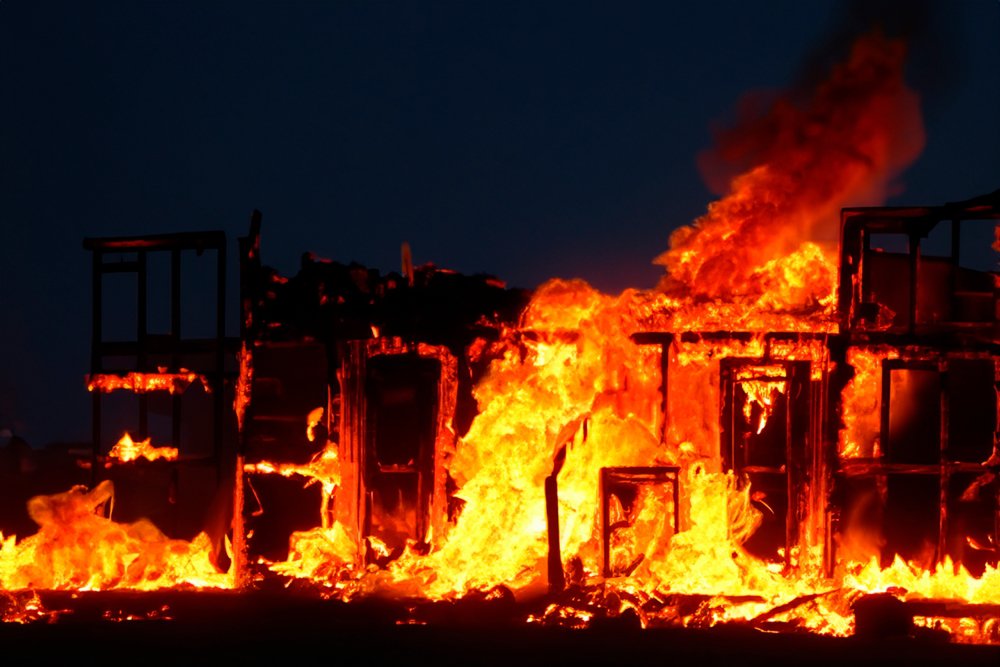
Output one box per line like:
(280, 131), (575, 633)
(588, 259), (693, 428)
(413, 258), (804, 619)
(1, 30), (998, 655)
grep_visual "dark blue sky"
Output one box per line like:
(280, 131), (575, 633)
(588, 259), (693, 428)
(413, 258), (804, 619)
(1, 1), (998, 446)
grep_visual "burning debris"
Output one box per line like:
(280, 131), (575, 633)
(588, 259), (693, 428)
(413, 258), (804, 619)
(86, 370), (209, 396)
(1, 28), (998, 651)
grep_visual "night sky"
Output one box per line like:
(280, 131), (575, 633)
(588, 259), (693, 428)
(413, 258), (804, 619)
(1, 1), (998, 447)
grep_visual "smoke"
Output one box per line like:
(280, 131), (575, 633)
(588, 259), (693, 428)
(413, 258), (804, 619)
(656, 29), (926, 302)
(792, 0), (962, 103)
(696, 0), (956, 201)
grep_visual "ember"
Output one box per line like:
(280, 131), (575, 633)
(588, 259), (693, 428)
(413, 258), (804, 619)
(86, 371), (209, 395)
(1, 26), (998, 656)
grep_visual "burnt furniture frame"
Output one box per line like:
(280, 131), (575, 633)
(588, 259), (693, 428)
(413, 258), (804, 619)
(600, 465), (680, 578)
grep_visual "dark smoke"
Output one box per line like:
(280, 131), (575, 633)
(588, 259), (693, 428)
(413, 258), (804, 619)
(697, 0), (961, 197)
(793, 0), (962, 103)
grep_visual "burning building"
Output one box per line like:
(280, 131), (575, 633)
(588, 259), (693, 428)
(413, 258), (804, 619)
(1, 29), (999, 658)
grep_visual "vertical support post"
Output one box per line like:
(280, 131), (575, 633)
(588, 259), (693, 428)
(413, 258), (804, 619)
(137, 250), (149, 439)
(171, 248), (182, 451)
(214, 241), (227, 480)
(231, 453), (247, 588)
(600, 468), (611, 578)
(340, 341), (368, 562)
(785, 367), (795, 570)
(860, 229), (872, 308)
(950, 220), (961, 320)
(938, 360), (949, 563)
(91, 250), (103, 482)
(545, 473), (564, 593)
(908, 233), (920, 332)
(659, 339), (670, 446)
(880, 363), (892, 460)
(232, 212), (260, 589)
(672, 469), (680, 540)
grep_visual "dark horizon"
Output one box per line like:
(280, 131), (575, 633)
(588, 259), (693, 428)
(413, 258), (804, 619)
(1, 1), (998, 447)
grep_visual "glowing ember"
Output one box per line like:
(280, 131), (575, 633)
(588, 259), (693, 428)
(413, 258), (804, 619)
(87, 370), (209, 395)
(107, 432), (179, 464)
(0, 590), (59, 624)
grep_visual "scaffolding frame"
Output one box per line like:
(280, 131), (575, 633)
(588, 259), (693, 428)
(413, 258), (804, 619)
(83, 231), (231, 478)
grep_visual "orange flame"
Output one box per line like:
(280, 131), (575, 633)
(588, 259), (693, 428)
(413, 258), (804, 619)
(736, 366), (787, 434)
(107, 432), (179, 464)
(0, 482), (231, 592)
(655, 32), (923, 305)
(87, 370), (209, 395)
(8, 28), (997, 645)
(259, 31), (1000, 644)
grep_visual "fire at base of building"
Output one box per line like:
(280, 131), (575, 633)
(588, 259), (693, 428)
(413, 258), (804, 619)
(1, 188), (996, 644)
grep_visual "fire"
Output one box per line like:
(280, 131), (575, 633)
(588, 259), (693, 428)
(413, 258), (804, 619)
(87, 370), (209, 395)
(107, 432), (179, 464)
(306, 407), (325, 443)
(3, 28), (997, 647)
(0, 590), (58, 624)
(735, 366), (787, 435)
(654, 31), (922, 303)
(845, 556), (1000, 606)
(245, 443), (342, 528)
(247, 404), (354, 585)
(234, 342), (253, 432)
(255, 31), (996, 642)
(0, 482), (231, 593)
(838, 346), (899, 459)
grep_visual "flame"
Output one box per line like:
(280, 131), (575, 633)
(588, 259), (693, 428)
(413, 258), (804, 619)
(87, 370), (209, 395)
(0, 590), (59, 624)
(245, 443), (342, 518)
(0, 482), (231, 593)
(838, 347), (899, 458)
(234, 343), (253, 432)
(736, 366), (787, 435)
(306, 407), (325, 443)
(106, 432), (179, 464)
(257, 31), (999, 643)
(654, 32), (923, 304)
(7, 29), (998, 645)
(247, 406), (350, 582)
